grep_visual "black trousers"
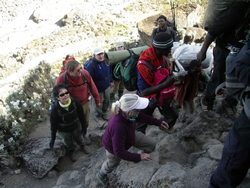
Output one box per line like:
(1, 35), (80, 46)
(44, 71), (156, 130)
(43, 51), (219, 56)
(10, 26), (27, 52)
(136, 104), (178, 134)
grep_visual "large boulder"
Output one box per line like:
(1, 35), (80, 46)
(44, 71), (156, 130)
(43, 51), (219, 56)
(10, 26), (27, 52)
(138, 4), (204, 46)
(16, 137), (65, 178)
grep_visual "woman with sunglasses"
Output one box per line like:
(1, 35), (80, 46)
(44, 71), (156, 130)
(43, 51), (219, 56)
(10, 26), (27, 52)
(49, 84), (90, 162)
(96, 93), (169, 186)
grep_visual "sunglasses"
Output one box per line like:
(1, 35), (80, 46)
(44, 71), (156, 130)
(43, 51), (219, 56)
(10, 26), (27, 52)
(74, 67), (82, 73)
(59, 91), (69, 97)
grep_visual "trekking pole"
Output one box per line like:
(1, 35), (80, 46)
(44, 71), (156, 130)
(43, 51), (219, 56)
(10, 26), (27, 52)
(170, 0), (177, 31)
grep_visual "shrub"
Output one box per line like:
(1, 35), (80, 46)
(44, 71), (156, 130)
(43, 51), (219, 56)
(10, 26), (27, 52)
(0, 61), (56, 168)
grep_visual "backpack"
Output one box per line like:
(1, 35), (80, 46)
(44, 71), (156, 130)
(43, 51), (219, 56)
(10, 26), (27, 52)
(154, 67), (176, 106)
(226, 39), (250, 119)
(226, 39), (250, 102)
(84, 58), (93, 70)
(138, 60), (176, 106)
(120, 49), (141, 91)
(202, 0), (233, 31)
(60, 55), (75, 74)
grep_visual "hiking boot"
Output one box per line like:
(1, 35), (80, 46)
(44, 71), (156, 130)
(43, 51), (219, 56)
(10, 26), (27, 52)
(110, 93), (116, 103)
(69, 150), (77, 162)
(201, 97), (213, 111)
(81, 145), (90, 154)
(118, 90), (124, 99)
(61, 145), (66, 156)
(222, 99), (238, 119)
(94, 115), (107, 129)
(96, 173), (108, 186)
(82, 135), (91, 146)
(102, 113), (110, 121)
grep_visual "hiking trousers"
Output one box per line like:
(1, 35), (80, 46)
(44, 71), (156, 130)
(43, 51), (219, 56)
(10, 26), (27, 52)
(82, 101), (90, 129)
(136, 103), (178, 134)
(100, 131), (156, 175)
(204, 45), (229, 103)
(95, 87), (110, 116)
(209, 115), (250, 188)
(112, 79), (124, 94)
(58, 123), (85, 151)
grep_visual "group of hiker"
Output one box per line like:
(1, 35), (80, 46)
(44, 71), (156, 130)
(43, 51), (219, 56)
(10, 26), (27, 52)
(49, 2), (250, 186)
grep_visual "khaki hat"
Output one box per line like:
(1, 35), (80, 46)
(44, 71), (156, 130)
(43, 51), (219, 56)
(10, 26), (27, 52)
(116, 41), (124, 48)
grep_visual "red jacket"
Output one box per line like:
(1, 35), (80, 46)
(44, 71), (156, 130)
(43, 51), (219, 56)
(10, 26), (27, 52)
(56, 69), (100, 105)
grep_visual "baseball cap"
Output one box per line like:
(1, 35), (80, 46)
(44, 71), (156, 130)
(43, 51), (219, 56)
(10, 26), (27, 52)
(93, 46), (104, 55)
(116, 41), (124, 48)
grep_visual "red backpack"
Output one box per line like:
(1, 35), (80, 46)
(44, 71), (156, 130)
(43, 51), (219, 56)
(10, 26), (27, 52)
(139, 60), (176, 106)
(154, 66), (176, 106)
(60, 55), (75, 74)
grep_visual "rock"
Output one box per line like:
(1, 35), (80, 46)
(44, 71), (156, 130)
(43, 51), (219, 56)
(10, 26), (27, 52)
(137, 4), (204, 46)
(207, 144), (224, 161)
(16, 137), (65, 178)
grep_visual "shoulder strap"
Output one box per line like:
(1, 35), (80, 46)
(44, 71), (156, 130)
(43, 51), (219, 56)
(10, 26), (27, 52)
(138, 60), (155, 72)
(71, 97), (77, 110)
(63, 72), (68, 87)
(80, 70), (91, 94)
(156, 27), (160, 35)
(80, 70), (88, 84)
(89, 58), (96, 72)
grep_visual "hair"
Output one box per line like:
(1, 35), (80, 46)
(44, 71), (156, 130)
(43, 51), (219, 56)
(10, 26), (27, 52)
(189, 60), (202, 69)
(111, 94), (139, 115)
(65, 60), (80, 72)
(53, 84), (68, 97)
(65, 54), (71, 59)
(157, 15), (167, 22)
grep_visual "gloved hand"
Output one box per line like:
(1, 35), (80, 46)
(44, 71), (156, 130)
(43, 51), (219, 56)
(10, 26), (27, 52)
(49, 139), (55, 149)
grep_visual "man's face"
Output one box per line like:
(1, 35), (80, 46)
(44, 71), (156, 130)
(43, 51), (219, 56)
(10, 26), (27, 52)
(155, 47), (171, 57)
(95, 52), (105, 61)
(158, 18), (166, 28)
(116, 46), (124, 51)
(69, 64), (82, 78)
(189, 66), (202, 78)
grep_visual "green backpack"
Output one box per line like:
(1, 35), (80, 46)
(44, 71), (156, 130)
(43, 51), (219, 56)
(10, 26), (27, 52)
(113, 50), (140, 91)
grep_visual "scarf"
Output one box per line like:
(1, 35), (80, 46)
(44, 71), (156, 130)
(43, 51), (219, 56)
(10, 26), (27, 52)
(59, 98), (71, 111)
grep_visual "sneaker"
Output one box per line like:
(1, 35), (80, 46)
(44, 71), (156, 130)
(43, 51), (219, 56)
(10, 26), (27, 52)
(201, 97), (213, 111)
(81, 145), (90, 154)
(82, 135), (91, 146)
(222, 99), (237, 119)
(96, 173), (108, 186)
(69, 151), (77, 162)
